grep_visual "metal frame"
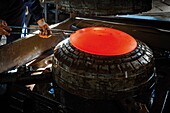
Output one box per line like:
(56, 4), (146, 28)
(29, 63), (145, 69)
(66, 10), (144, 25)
(43, 0), (58, 23)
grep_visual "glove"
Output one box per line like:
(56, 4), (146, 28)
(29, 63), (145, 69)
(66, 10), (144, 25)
(37, 18), (52, 38)
(0, 19), (12, 36)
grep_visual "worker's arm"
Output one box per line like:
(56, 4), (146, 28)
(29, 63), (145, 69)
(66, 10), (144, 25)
(26, 0), (52, 38)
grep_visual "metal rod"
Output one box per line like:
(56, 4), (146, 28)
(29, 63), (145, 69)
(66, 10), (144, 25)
(10, 32), (62, 36)
(9, 26), (74, 33)
(161, 90), (169, 113)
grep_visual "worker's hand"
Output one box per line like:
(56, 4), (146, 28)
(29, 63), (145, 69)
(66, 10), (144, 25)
(37, 18), (52, 38)
(0, 19), (12, 36)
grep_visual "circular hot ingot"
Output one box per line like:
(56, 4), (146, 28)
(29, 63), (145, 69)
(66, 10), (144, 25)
(70, 27), (137, 56)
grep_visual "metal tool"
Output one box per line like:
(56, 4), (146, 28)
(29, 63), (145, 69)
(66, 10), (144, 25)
(9, 26), (74, 35)
(10, 32), (63, 36)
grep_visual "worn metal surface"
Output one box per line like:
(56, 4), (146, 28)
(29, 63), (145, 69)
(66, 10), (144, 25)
(53, 38), (156, 100)
(57, 0), (152, 16)
(0, 18), (75, 73)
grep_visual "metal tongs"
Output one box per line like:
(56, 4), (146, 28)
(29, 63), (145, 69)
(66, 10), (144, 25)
(9, 26), (74, 35)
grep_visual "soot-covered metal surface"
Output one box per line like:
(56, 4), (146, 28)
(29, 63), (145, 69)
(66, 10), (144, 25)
(57, 0), (152, 16)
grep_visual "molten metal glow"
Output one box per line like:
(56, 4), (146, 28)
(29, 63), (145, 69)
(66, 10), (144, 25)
(70, 27), (137, 56)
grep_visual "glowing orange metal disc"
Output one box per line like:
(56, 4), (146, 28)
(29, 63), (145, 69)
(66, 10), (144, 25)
(70, 27), (137, 56)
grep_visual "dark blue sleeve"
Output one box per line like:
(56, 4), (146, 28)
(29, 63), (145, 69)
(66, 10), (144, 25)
(26, 0), (44, 22)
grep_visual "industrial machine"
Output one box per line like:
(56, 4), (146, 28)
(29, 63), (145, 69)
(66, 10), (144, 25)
(0, 0), (170, 113)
